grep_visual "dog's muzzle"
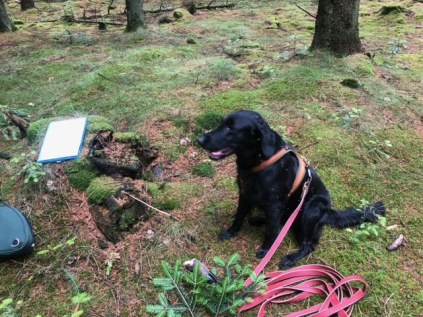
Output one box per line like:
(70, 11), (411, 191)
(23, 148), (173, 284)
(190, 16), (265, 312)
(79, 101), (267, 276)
(197, 135), (234, 160)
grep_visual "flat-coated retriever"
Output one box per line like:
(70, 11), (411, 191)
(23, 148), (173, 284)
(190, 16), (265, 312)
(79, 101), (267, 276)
(197, 110), (385, 268)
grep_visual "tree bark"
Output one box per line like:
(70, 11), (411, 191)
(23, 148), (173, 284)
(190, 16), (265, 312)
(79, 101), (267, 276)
(125, 0), (145, 32)
(21, 0), (35, 11)
(311, 0), (362, 56)
(0, 0), (17, 32)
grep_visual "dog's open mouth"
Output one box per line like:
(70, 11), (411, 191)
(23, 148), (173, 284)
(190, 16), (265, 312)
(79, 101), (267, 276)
(209, 148), (234, 160)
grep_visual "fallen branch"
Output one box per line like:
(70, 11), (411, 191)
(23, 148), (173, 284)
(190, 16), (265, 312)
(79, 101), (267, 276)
(2, 111), (29, 138)
(145, 3), (235, 13)
(122, 191), (180, 222)
(295, 4), (316, 19)
(28, 19), (124, 26)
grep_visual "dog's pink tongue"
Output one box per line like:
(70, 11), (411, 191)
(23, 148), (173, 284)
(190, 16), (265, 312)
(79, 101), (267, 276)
(210, 150), (224, 159)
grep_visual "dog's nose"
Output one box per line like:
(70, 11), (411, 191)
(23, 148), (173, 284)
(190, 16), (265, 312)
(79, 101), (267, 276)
(197, 135), (207, 146)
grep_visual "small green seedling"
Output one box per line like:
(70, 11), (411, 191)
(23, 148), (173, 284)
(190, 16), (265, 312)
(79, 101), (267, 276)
(11, 151), (45, 184)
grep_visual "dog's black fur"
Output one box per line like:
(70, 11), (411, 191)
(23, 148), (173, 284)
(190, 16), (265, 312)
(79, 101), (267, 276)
(198, 110), (385, 268)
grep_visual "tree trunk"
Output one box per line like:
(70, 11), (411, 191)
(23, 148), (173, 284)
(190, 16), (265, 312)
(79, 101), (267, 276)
(125, 0), (145, 32)
(21, 0), (35, 11)
(0, 0), (16, 32)
(311, 0), (362, 56)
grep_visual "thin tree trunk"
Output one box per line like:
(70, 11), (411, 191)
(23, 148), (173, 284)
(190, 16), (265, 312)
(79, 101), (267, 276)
(311, 0), (362, 56)
(0, 0), (16, 32)
(21, 0), (35, 11)
(125, 0), (145, 32)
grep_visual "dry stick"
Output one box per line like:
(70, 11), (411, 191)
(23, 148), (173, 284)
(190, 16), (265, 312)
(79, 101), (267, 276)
(295, 4), (316, 19)
(122, 191), (180, 221)
(145, 3), (235, 13)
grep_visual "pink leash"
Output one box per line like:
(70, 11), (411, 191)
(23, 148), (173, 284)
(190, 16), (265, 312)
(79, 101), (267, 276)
(239, 173), (368, 316)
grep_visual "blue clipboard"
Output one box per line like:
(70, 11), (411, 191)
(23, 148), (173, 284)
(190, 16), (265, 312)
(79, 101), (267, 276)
(37, 117), (88, 163)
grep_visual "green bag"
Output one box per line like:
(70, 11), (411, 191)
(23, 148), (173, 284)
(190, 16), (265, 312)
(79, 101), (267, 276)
(0, 203), (36, 259)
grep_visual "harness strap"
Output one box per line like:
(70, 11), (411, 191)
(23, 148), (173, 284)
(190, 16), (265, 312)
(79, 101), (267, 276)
(251, 147), (309, 197)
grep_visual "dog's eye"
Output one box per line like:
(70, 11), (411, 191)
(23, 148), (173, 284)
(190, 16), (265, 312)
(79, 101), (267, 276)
(226, 118), (234, 129)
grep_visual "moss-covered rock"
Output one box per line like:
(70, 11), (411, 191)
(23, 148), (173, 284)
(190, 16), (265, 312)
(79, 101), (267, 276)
(265, 16), (282, 29)
(86, 176), (121, 204)
(224, 39), (260, 57)
(341, 78), (361, 89)
(86, 115), (114, 133)
(379, 5), (405, 15)
(65, 158), (99, 191)
(173, 8), (192, 20)
(114, 132), (147, 145)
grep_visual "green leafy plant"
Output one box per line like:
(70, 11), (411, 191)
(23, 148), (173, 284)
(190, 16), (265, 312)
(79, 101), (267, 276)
(0, 298), (20, 317)
(105, 252), (120, 276)
(71, 292), (92, 317)
(36, 236), (76, 256)
(11, 151), (46, 184)
(147, 253), (265, 317)
(340, 107), (363, 128)
(388, 39), (407, 55)
(346, 200), (387, 243)
(367, 139), (393, 160)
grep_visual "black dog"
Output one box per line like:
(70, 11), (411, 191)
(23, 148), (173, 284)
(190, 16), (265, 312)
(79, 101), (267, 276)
(197, 110), (385, 268)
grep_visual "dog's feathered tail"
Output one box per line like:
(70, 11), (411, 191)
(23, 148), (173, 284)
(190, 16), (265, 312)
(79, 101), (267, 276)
(325, 201), (385, 228)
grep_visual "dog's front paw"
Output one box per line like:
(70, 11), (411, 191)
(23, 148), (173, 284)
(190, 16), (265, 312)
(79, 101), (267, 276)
(256, 248), (269, 259)
(279, 255), (296, 269)
(219, 230), (237, 241)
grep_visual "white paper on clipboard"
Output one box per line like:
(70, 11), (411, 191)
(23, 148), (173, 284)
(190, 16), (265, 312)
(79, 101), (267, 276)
(37, 117), (87, 163)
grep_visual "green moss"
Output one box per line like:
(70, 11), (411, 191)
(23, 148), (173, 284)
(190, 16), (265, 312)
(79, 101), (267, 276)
(192, 162), (216, 178)
(114, 132), (147, 145)
(65, 159), (99, 191)
(86, 177), (121, 204)
(264, 66), (324, 101)
(195, 112), (223, 131)
(216, 177), (238, 193)
(172, 117), (190, 132)
(340, 78), (361, 89)
(118, 209), (138, 230)
(86, 115), (114, 133)
(147, 182), (202, 211)
(265, 16), (282, 29)
(201, 89), (264, 114)
(207, 58), (242, 81)
(224, 39), (260, 57)
(173, 8), (192, 20)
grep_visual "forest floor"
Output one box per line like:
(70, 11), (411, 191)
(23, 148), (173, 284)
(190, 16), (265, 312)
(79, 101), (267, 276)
(1, 0), (423, 316)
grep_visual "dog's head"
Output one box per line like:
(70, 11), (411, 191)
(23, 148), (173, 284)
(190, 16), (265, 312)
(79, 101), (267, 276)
(197, 110), (281, 161)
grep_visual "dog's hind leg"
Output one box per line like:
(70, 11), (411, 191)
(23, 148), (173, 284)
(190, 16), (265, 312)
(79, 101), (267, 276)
(279, 198), (328, 268)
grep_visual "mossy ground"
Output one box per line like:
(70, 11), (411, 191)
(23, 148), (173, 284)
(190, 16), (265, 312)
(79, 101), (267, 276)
(0, 0), (422, 316)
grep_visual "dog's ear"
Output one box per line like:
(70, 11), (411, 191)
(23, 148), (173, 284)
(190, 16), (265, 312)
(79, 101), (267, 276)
(254, 116), (275, 158)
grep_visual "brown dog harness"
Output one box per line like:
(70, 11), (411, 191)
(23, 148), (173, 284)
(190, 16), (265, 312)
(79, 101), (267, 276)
(251, 146), (309, 197)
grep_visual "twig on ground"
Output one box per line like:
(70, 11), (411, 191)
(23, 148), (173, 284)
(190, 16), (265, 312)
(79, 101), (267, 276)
(145, 3), (235, 13)
(122, 191), (180, 222)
